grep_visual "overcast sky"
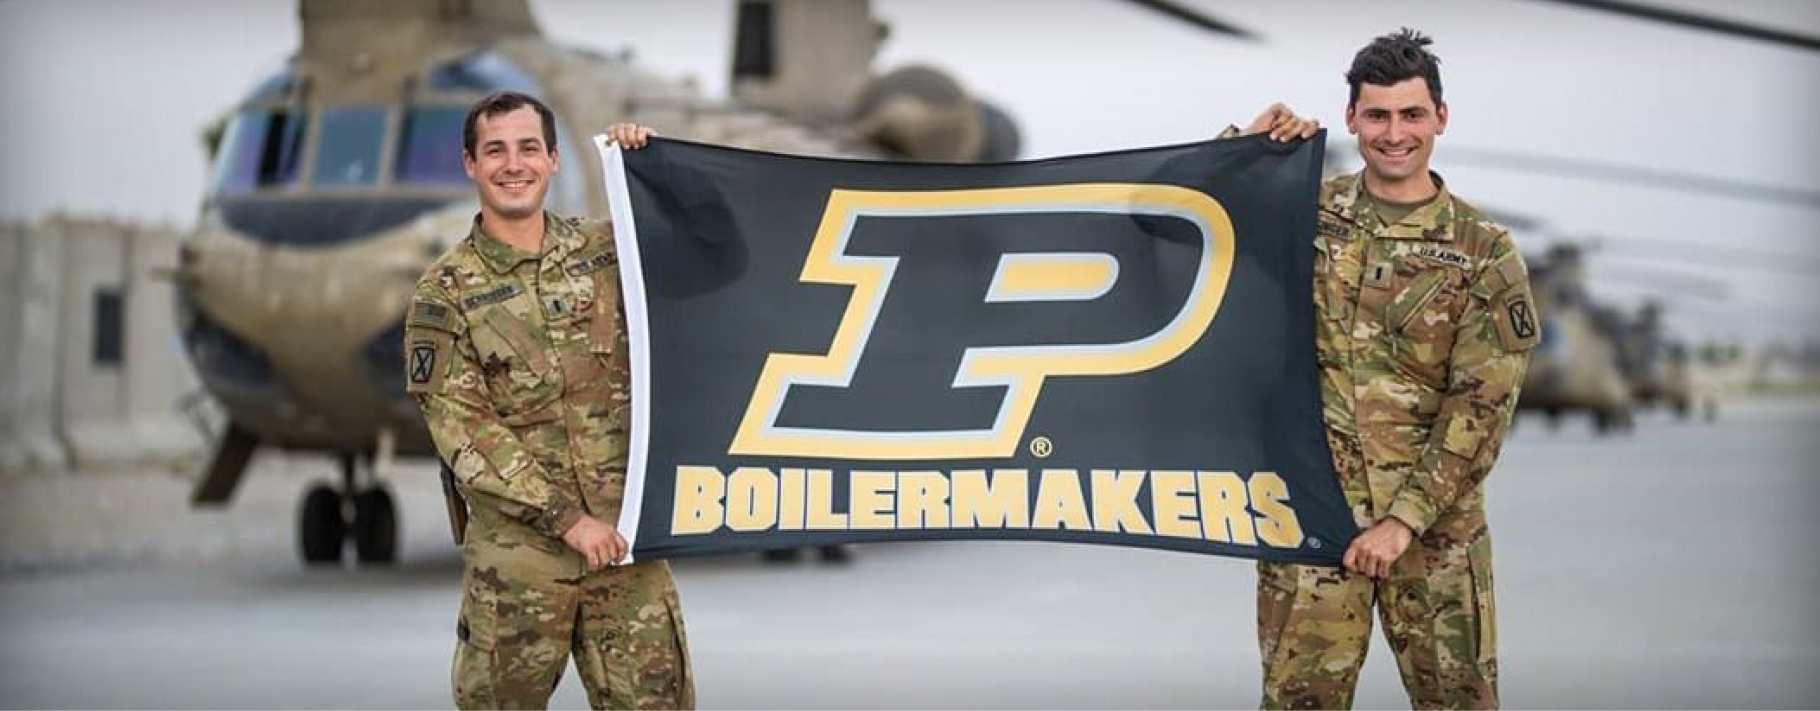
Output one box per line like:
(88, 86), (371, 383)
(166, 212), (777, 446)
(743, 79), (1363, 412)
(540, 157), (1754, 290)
(1, 0), (1816, 345)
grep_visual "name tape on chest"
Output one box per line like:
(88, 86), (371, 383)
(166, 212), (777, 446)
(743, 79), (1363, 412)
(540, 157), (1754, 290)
(565, 251), (616, 277)
(1315, 218), (1352, 243)
(462, 282), (523, 310)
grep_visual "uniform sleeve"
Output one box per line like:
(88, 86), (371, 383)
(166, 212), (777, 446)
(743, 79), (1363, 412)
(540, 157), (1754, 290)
(1385, 236), (1538, 535)
(405, 282), (585, 539)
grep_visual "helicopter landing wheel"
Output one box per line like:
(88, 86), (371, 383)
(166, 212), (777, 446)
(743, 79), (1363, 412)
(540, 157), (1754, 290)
(299, 484), (346, 565)
(352, 486), (399, 565)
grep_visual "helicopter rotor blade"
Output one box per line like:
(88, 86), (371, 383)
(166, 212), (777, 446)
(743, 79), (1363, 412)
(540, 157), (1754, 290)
(1119, 0), (1258, 41)
(1336, 138), (1820, 208)
(1445, 144), (1820, 209)
(1532, 0), (1820, 53)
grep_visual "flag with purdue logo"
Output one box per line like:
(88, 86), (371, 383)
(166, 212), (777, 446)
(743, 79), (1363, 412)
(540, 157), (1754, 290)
(596, 133), (1355, 565)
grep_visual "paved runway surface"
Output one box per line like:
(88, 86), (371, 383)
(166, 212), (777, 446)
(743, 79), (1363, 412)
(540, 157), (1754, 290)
(2, 398), (1817, 708)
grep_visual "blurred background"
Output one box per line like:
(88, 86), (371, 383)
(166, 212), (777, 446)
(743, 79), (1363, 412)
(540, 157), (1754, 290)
(0, 1), (1816, 708)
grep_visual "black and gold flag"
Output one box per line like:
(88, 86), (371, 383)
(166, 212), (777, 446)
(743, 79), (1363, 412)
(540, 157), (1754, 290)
(597, 133), (1354, 565)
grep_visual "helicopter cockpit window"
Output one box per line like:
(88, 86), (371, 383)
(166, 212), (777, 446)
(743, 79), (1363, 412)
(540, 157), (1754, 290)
(311, 106), (387, 186)
(426, 51), (539, 94)
(213, 108), (305, 195)
(396, 106), (468, 185)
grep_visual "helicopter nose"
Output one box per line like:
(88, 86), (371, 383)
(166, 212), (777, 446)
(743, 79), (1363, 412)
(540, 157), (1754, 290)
(176, 285), (278, 398)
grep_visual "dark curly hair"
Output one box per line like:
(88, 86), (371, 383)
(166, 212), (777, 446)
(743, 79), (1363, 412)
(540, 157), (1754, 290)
(1345, 28), (1443, 107)
(463, 91), (558, 158)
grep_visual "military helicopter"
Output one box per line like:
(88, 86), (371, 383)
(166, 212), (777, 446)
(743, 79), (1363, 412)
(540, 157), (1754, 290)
(176, 0), (1245, 565)
(1427, 0), (1820, 432)
(1502, 221), (1803, 433)
(1512, 244), (1638, 433)
(1602, 300), (1721, 422)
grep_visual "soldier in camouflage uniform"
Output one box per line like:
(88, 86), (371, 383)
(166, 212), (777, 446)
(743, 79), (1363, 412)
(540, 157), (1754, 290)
(404, 92), (691, 710)
(1232, 30), (1538, 709)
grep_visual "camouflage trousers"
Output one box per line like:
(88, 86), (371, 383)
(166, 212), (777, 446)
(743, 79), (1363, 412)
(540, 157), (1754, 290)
(1256, 533), (1498, 710)
(453, 521), (693, 710)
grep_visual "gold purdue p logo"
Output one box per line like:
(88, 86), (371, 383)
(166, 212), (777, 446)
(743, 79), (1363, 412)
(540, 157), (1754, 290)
(730, 184), (1236, 460)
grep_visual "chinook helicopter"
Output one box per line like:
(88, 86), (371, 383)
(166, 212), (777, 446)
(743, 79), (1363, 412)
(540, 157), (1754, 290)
(1506, 230), (1760, 433)
(177, 0), (1247, 565)
(1512, 244), (1638, 433)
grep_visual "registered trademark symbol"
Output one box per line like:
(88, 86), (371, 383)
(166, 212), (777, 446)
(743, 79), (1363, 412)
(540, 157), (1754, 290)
(1029, 436), (1053, 458)
(1307, 537), (1322, 549)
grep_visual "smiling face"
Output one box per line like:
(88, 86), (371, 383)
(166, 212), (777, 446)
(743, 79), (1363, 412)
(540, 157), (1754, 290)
(463, 105), (558, 222)
(1345, 77), (1448, 199)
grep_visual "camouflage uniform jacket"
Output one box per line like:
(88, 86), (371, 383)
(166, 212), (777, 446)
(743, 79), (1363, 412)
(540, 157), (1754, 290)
(405, 212), (632, 542)
(1315, 172), (1538, 544)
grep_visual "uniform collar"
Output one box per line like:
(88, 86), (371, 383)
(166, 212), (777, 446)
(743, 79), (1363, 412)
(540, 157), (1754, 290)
(469, 211), (582, 274)
(1353, 171), (1456, 242)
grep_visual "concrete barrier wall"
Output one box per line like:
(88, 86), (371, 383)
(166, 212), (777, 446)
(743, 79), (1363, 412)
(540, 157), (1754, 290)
(1, 221), (69, 472)
(0, 223), (17, 464)
(0, 223), (25, 469)
(56, 217), (134, 468)
(0, 217), (202, 473)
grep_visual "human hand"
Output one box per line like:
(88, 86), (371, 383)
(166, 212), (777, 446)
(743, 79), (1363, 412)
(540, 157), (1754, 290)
(1342, 517), (1414, 579)
(1241, 102), (1320, 142)
(605, 122), (656, 149)
(561, 515), (627, 569)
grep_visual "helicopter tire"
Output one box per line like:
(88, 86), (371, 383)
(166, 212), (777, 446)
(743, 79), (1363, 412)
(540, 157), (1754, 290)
(299, 484), (346, 565)
(352, 486), (399, 565)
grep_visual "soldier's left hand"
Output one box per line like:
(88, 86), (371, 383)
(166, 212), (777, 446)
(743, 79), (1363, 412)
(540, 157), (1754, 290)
(606, 122), (656, 149)
(1241, 102), (1321, 143)
(1343, 517), (1414, 579)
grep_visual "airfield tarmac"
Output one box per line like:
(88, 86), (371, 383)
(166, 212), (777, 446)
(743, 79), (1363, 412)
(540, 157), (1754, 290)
(1, 397), (1816, 709)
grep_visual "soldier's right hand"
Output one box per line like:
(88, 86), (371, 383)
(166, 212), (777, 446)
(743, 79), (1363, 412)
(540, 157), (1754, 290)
(561, 515), (626, 569)
(606, 122), (656, 150)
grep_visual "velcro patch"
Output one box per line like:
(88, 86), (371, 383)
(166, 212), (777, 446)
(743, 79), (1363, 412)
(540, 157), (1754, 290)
(1413, 245), (1472, 269)
(1316, 219), (1351, 242)
(461, 283), (522, 310)
(1491, 287), (1541, 352)
(542, 295), (571, 320)
(408, 300), (455, 330)
(1485, 251), (1528, 294)
(404, 330), (456, 393)
(1497, 254), (1527, 290)
(565, 250), (616, 277)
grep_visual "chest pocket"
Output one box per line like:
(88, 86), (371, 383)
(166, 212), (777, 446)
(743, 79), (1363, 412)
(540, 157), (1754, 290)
(566, 242), (628, 371)
(564, 244), (632, 433)
(466, 299), (561, 424)
(1364, 253), (1466, 389)
(587, 263), (632, 388)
